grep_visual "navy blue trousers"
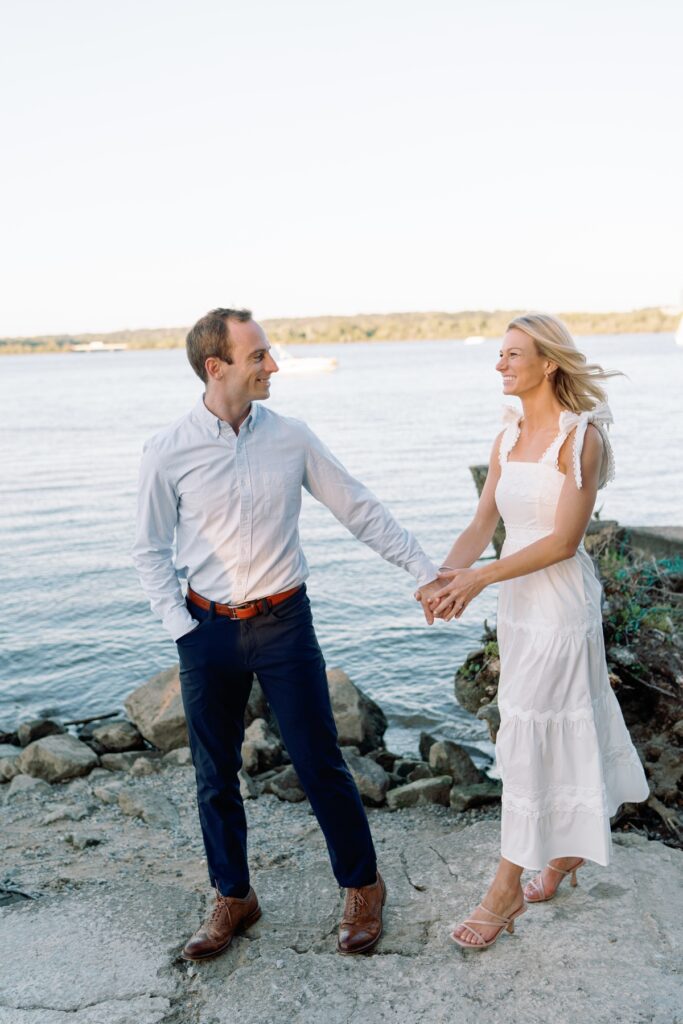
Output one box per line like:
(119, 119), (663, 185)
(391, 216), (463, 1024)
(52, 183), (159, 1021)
(176, 585), (377, 896)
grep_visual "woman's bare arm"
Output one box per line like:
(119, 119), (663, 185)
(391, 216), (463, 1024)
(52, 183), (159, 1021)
(439, 431), (505, 569)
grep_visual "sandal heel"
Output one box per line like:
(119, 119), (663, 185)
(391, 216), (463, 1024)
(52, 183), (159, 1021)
(570, 870), (579, 887)
(506, 920), (515, 934)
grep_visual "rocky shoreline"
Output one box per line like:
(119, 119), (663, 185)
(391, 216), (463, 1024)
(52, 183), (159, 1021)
(0, 664), (501, 820)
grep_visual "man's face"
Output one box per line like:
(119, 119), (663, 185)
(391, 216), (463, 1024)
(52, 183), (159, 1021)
(210, 319), (279, 402)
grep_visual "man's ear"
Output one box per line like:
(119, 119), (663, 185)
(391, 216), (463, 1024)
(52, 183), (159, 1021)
(205, 356), (224, 381)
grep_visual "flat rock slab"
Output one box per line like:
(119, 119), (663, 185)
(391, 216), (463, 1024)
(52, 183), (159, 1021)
(0, 995), (172, 1024)
(0, 882), (190, 1018)
(187, 826), (683, 1024)
(0, 765), (680, 1024)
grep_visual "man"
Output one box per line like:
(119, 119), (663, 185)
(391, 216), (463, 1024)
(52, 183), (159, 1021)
(133, 308), (440, 961)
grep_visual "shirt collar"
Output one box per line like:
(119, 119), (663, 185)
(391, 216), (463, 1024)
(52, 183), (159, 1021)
(192, 395), (261, 437)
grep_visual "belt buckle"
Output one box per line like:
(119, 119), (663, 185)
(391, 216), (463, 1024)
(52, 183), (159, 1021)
(231, 600), (257, 611)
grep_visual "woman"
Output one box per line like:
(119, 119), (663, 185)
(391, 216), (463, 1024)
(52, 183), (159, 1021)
(427, 313), (649, 950)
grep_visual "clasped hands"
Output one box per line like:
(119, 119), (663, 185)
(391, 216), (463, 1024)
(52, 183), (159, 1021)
(415, 568), (486, 624)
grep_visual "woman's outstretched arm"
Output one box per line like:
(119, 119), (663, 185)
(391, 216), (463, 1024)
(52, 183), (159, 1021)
(440, 430), (505, 569)
(416, 431), (504, 620)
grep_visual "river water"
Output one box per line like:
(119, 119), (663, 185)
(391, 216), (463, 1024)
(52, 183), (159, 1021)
(1, 334), (681, 756)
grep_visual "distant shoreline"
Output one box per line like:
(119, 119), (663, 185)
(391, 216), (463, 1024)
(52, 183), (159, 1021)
(0, 307), (678, 356)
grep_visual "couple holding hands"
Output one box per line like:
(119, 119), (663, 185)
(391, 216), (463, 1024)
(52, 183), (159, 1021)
(133, 308), (648, 960)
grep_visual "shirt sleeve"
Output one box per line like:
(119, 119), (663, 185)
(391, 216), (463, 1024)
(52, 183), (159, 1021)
(132, 443), (198, 641)
(301, 426), (438, 587)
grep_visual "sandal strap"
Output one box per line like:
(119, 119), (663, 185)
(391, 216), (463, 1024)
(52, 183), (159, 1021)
(463, 902), (520, 928)
(546, 859), (584, 876)
(477, 903), (513, 924)
(459, 923), (488, 945)
(527, 874), (546, 898)
(457, 902), (523, 946)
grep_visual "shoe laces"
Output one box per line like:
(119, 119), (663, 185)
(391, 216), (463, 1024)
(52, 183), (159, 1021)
(345, 889), (367, 921)
(209, 894), (231, 926)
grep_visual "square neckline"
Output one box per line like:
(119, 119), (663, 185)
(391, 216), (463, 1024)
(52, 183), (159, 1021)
(503, 411), (573, 476)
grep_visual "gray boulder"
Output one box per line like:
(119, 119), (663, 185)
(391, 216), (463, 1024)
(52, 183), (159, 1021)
(87, 720), (145, 755)
(342, 747), (390, 806)
(17, 718), (66, 747)
(241, 718), (282, 775)
(4, 774), (51, 802)
(41, 803), (91, 825)
(264, 765), (306, 803)
(394, 758), (422, 780)
(117, 790), (179, 829)
(0, 743), (23, 782)
(64, 833), (102, 850)
(18, 734), (99, 783)
(130, 757), (162, 778)
(239, 769), (258, 800)
(0, 721), (17, 744)
(124, 666), (188, 752)
(92, 781), (124, 804)
(245, 677), (275, 729)
(477, 701), (501, 743)
(428, 740), (483, 785)
(100, 751), (163, 772)
(386, 775), (453, 810)
(367, 748), (399, 771)
(327, 668), (387, 753)
(418, 731), (438, 762)
(407, 763), (432, 783)
(449, 779), (502, 811)
(163, 746), (193, 767)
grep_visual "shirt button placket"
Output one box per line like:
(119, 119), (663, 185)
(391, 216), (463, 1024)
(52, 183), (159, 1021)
(236, 436), (251, 602)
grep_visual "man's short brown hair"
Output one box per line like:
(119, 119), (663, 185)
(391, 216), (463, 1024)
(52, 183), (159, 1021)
(186, 308), (252, 383)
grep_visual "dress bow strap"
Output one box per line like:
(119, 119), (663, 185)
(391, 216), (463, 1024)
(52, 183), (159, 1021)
(559, 402), (615, 489)
(499, 405), (523, 467)
(502, 404), (523, 428)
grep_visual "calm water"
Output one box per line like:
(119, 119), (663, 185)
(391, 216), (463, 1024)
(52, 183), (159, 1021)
(1, 335), (681, 756)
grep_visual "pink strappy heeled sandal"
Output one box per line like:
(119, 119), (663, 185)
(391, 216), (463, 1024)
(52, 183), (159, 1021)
(451, 902), (526, 950)
(524, 859), (585, 903)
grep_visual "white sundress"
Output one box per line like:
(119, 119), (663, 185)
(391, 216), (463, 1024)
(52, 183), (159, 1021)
(494, 403), (649, 869)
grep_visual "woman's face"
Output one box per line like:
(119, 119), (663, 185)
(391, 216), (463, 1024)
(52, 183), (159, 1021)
(496, 328), (550, 397)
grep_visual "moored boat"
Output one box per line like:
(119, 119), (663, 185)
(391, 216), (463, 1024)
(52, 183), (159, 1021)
(69, 341), (128, 353)
(271, 343), (337, 374)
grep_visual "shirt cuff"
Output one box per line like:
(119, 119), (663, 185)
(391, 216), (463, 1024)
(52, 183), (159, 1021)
(164, 605), (200, 642)
(412, 556), (440, 588)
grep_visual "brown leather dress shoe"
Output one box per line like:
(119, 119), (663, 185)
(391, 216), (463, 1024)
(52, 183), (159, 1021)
(181, 887), (261, 961)
(337, 871), (386, 955)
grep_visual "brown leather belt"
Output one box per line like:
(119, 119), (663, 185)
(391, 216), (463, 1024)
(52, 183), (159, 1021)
(187, 585), (302, 620)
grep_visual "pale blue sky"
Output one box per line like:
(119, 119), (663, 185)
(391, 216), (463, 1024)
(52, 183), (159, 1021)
(1, 0), (681, 335)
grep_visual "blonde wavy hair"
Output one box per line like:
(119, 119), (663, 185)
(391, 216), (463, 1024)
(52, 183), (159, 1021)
(507, 312), (620, 413)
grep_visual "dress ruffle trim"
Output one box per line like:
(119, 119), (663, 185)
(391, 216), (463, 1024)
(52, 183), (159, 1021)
(497, 613), (598, 639)
(499, 690), (612, 724)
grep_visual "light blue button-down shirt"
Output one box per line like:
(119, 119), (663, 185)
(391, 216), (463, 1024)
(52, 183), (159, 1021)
(133, 396), (438, 640)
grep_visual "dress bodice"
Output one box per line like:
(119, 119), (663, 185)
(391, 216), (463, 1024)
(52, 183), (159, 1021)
(494, 403), (615, 540)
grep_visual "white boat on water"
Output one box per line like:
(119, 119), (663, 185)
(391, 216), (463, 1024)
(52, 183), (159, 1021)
(463, 335), (485, 346)
(69, 341), (128, 353)
(272, 343), (337, 374)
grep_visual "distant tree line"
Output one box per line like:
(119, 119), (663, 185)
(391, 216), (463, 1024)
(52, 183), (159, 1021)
(0, 307), (678, 355)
